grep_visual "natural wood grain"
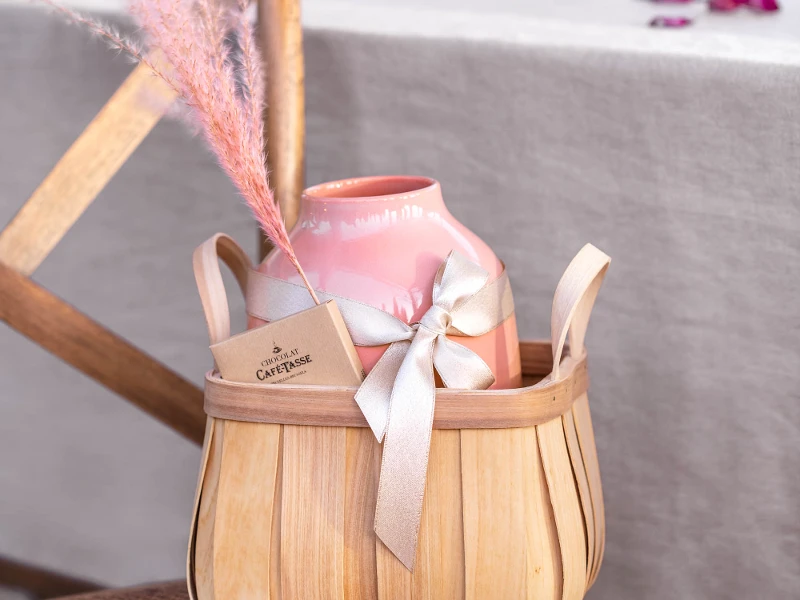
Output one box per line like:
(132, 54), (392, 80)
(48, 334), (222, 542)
(270, 426), (284, 600)
(412, 429), (465, 599)
(550, 245), (610, 381)
(0, 63), (176, 275)
(0, 554), (102, 599)
(537, 419), (587, 600)
(192, 233), (252, 349)
(461, 426), (562, 600)
(562, 410), (595, 587)
(192, 359), (603, 600)
(187, 240), (609, 598)
(258, 0), (305, 260)
(194, 419), (224, 600)
(376, 538), (411, 599)
(187, 418), (214, 600)
(344, 428), (380, 599)
(545, 243), (610, 590)
(213, 421), (281, 600)
(520, 339), (557, 376)
(57, 581), (187, 600)
(189, 235), (274, 600)
(0, 261), (204, 444)
(376, 429), (465, 599)
(572, 394), (605, 589)
(461, 428), (529, 599)
(204, 351), (588, 430)
(595, 524), (606, 590)
(281, 425), (346, 599)
(376, 526), (412, 597)
(524, 427), (563, 600)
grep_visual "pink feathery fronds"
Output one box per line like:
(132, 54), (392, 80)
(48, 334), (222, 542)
(40, 0), (168, 79)
(43, 0), (318, 304)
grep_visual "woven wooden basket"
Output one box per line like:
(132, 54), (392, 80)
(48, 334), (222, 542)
(187, 235), (609, 600)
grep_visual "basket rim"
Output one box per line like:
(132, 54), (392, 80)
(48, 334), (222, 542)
(204, 340), (589, 429)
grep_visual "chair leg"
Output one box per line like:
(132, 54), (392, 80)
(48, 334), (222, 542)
(258, 0), (305, 260)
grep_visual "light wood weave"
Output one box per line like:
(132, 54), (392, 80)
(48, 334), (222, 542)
(187, 235), (610, 600)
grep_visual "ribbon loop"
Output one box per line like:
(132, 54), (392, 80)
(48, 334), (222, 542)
(433, 250), (490, 310)
(245, 250), (516, 570)
(433, 336), (495, 390)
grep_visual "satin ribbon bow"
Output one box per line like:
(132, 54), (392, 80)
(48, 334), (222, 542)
(246, 251), (515, 569)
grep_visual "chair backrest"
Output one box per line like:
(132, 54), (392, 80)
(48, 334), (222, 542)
(0, 0), (304, 594)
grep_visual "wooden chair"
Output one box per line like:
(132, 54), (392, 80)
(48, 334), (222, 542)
(0, 1), (303, 597)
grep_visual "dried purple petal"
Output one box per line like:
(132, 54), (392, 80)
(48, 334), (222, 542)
(709, 0), (744, 11)
(709, 0), (780, 10)
(649, 15), (694, 27)
(746, 0), (780, 11)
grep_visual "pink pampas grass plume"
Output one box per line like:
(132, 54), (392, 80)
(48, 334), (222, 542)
(42, 0), (319, 304)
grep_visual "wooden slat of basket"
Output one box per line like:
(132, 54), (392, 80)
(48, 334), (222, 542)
(538, 418), (587, 600)
(562, 409), (596, 587)
(344, 427), (380, 599)
(524, 427), (563, 600)
(376, 538), (411, 598)
(194, 419), (224, 600)
(414, 429), (465, 598)
(0, 261), (205, 444)
(572, 393), (605, 588)
(0, 64), (175, 276)
(462, 428), (518, 599)
(270, 426), (284, 600)
(461, 427), (559, 598)
(280, 425), (346, 599)
(213, 421), (280, 600)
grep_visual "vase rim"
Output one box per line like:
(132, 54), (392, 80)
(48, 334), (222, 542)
(302, 175), (439, 203)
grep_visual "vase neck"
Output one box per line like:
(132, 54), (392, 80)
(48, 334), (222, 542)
(299, 176), (446, 217)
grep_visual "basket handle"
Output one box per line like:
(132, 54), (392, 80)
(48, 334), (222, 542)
(551, 244), (611, 380)
(192, 233), (252, 346)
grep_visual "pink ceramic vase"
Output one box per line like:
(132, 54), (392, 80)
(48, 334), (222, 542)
(253, 175), (522, 389)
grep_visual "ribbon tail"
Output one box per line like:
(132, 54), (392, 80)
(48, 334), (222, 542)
(354, 340), (409, 441)
(373, 330), (437, 570)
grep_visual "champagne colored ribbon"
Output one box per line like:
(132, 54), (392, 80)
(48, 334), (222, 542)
(246, 252), (515, 569)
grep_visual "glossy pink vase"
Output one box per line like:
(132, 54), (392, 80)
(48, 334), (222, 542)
(254, 175), (522, 389)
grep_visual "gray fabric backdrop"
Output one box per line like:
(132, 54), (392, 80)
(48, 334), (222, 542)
(1, 6), (799, 599)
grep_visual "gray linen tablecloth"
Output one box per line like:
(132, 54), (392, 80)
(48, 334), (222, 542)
(1, 5), (798, 599)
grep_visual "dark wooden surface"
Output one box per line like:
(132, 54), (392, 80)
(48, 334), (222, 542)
(57, 581), (187, 600)
(0, 555), (103, 599)
(0, 261), (206, 445)
(520, 339), (557, 376)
